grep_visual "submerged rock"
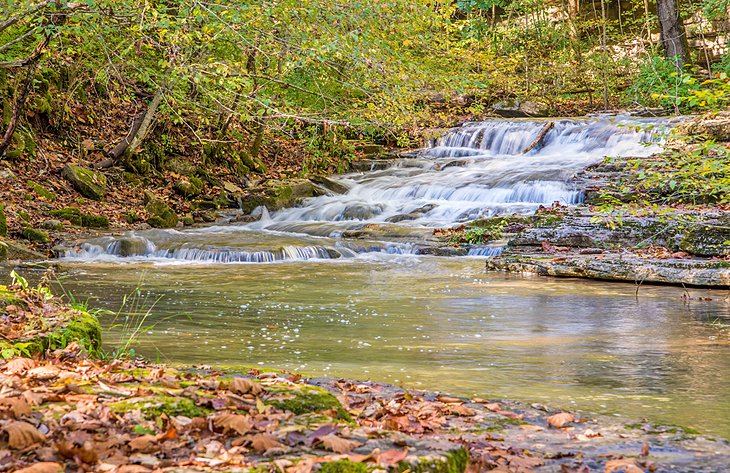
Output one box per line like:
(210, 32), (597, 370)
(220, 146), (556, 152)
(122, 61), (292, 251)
(62, 164), (107, 200)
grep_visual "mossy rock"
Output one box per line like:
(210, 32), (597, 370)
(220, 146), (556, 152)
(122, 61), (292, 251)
(21, 227), (50, 243)
(50, 207), (109, 228)
(62, 165), (107, 200)
(0, 292), (102, 359)
(50, 207), (83, 225)
(28, 180), (56, 201)
(146, 199), (178, 228)
(679, 224), (730, 257)
(0, 204), (6, 237)
(80, 214), (109, 228)
(173, 177), (203, 197)
(0, 241), (7, 261)
(165, 157), (198, 176)
(109, 395), (211, 419)
(266, 385), (351, 421)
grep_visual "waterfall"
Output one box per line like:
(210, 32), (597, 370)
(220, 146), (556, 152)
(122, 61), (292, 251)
(61, 116), (669, 263)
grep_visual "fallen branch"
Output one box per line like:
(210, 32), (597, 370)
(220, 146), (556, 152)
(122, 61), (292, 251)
(522, 121), (554, 154)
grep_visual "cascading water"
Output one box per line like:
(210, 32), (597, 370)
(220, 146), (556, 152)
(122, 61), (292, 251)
(61, 116), (668, 263)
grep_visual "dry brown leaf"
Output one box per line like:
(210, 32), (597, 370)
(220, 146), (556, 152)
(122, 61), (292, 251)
(446, 404), (475, 416)
(518, 424), (545, 431)
(27, 365), (61, 380)
(0, 397), (31, 418)
(4, 421), (46, 449)
(229, 377), (264, 396)
(5, 358), (37, 374)
(547, 412), (576, 428)
(128, 434), (158, 452)
(378, 448), (409, 467)
(605, 458), (644, 473)
(319, 434), (361, 453)
(14, 462), (63, 473)
(118, 466), (153, 473)
(250, 433), (283, 453)
(213, 413), (253, 435)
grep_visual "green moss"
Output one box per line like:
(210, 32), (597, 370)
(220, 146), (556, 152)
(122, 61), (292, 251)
(266, 385), (351, 421)
(319, 460), (370, 473)
(80, 214), (109, 228)
(397, 447), (468, 473)
(62, 164), (107, 200)
(0, 241), (7, 261)
(0, 307), (101, 359)
(109, 395), (211, 419)
(28, 180), (56, 201)
(51, 207), (83, 225)
(21, 227), (50, 243)
(146, 199), (178, 228)
(50, 207), (109, 228)
(0, 204), (7, 237)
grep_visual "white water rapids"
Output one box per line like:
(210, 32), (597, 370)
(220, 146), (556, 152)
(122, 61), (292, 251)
(63, 116), (669, 263)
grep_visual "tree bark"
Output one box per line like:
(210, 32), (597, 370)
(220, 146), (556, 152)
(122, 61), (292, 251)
(102, 88), (163, 167)
(0, 70), (33, 158)
(656, 0), (691, 69)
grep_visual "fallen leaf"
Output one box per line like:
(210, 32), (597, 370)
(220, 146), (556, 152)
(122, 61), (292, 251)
(640, 443), (650, 457)
(128, 434), (158, 452)
(547, 412), (576, 428)
(4, 421), (46, 449)
(250, 433), (283, 453)
(27, 365), (61, 381)
(605, 458), (644, 473)
(0, 397), (31, 418)
(117, 466), (152, 473)
(5, 358), (37, 374)
(229, 377), (264, 396)
(378, 448), (409, 467)
(213, 413), (253, 435)
(14, 462), (63, 473)
(518, 424), (545, 431)
(319, 434), (361, 453)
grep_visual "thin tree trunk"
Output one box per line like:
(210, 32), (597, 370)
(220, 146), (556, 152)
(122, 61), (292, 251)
(656, 0), (691, 69)
(102, 88), (163, 166)
(0, 69), (33, 158)
(600, 0), (609, 109)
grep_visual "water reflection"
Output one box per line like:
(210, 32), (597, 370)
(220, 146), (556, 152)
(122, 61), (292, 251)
(51, 257), (730, 438)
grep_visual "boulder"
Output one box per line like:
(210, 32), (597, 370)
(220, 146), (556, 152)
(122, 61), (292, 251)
(62, 165), (107, 200)
(677, 112), (730, 142)
(145, 196), (178, 228)
(173, 177), (203, 197)
(21, 227), (50, 243)
(239, 179), (322, 213)
(492, 99), (550, 118)
(679, 223), (730, 257)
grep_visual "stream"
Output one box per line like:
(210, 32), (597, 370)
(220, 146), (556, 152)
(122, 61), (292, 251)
(50, 116), (730, 439)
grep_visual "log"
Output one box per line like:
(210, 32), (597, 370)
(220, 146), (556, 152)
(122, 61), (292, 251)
(521, 121), (554, 154)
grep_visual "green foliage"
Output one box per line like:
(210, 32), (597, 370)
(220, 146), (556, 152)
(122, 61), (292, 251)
(627, 55), (730, 112)
(598, 141), (730, 207)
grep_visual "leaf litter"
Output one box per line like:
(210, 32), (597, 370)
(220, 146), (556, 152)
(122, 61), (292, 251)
(0, 346), (729, 472)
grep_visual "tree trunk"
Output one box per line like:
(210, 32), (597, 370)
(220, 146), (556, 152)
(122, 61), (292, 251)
(656, 0), (691, 69)
(0, 69), (33, 158)
(101, 88), (163, 167)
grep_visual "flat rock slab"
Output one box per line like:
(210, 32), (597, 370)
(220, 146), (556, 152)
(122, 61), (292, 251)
(486, 253), (730, 287)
